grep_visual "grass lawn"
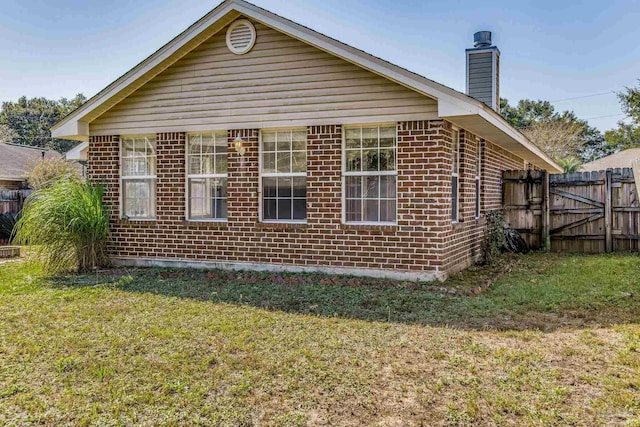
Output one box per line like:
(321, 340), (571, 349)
(0, 253), (639, 426)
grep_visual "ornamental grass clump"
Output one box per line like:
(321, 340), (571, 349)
(14, 179), (109, 273)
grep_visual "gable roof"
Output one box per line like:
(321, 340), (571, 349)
(52, 0), (561, 172)
(580, 148), (640, 172)
(0, 143), (61, 181)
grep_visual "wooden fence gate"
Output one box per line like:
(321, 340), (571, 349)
(503, 168), (640, 253)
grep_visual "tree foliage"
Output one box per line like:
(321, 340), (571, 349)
(601, 81), (640, 153)
(618, 80), (640, 123)
(0, 94), (86, 153)
(500, 98), (605, 163)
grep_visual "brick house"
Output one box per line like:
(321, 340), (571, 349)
(53, 0), (560, 281)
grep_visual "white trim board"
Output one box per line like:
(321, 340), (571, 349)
(112, 256), (444, 283)
(51, 0), (561, 173)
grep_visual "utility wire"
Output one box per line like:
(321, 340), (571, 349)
(550, 91), (616, 103)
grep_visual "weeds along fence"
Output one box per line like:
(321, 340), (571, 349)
(503, 168), (639, 253)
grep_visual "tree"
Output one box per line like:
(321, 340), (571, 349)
(500, 98), (605, 163)
(27, 157), (80, 190)
(603, 122), (640, 152)
(0, 94), (86, 152)
(0, 124), (17, 143)
(618, 80), (640, 123)
(556, 156), (582, 173)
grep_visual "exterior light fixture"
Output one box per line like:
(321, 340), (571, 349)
(234, 136), (246, 157)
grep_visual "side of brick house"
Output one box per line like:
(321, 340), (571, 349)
(88, 120), (525, 281)
(55, 0), (560, 281)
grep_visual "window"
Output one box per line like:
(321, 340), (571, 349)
(475, 140), (482, 219)
(452, 129), (460, 222)
(121, 136), (157, 219)
(187, 132), (228, 220)
(261, 129), (307, 222)
(344, 125), (397, 223)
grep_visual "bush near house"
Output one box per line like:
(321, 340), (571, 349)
(13, 179), (109, 273)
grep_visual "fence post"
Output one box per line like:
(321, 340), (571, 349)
(541, 171), (550, 251)
(605, 169), (613, 253)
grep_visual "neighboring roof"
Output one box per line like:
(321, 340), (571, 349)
(0, 143), (61, 181)
(580, 148), (640, 172)
(51, 0), (561, 172)
(64, 141), (89, 161)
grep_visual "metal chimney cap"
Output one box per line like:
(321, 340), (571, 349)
(473, 31), (492, 47)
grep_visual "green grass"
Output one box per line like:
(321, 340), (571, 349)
(0, 253), (639, 426)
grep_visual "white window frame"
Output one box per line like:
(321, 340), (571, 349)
(452, 128), (461, 223)
(475, 139), (482, 219)
(342, 124), (398, 225)
(185, 132), (228, 222)
(259, 128), (308, 223)
(120, 135), (157, 221)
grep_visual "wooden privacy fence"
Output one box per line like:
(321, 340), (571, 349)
(503, 168), (640, 253)
(0, 189), (30, 215)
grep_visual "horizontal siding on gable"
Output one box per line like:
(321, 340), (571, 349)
(91, 21), (438, 135)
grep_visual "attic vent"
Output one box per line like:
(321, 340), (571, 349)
(226, 20), (256, 55)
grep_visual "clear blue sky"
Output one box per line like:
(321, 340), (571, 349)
(1, 0), (639, 131)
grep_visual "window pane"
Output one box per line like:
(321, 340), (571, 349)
(292, 151), (306, 173)
(363, 176), (380, 199)
(293, 199), (306, 220)
(362, 127), (378, 148)
(380, 200), (396, 222)
(278, 199), (292, 220)
(292, 131), (306, 151)
(263, 199), (277, 220)
(202, 154), (215, 174)
(346, 199), (361, 222)
(379, 149), (396, 171)
(188, 155), (201, 175)
(364, 199), (379, 222)
(216, 178), (228, 198)
(346, 176), (361, 199)
(263, 152), (276, 173)
(346, 150), (361, 172)
(216, 136), (228, 154)
(263, 177), (277, 197)
(362, 149), (378, 171)
(216, 199), (228, 219)
(452, 176), (459, 221)
(123, 139), (135, 156)
(379, 127), (396, 147)
(202, 135), (216, 154)
(293, 176), (306, 198)
(277, 152), (291, 173)
(124, 179), (155, 219)
(215, 154), (228, 174)
(380, 176), (396, 198)
(345, 128), (361, 149)
(277, 177), (292, 198)
(263, 132), (276, 152)
(276, 132), (291, 151)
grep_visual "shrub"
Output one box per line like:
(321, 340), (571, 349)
(13, 179), (109, 273)
(0, 212), (20, 242)
(27, 157), (80, 190)
(482, 209), (506, 265)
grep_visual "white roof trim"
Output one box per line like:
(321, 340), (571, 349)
(64, 141), (89, 161)
(51, 0), (560, 172)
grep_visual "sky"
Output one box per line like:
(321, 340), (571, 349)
(0, 0), (639, 132)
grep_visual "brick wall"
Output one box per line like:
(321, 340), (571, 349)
(88, 120), (526, 280)
(440, 130), (525, 275)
